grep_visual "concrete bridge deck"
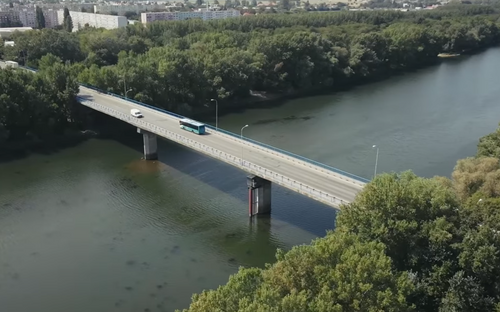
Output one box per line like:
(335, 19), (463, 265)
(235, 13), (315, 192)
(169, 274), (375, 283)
(77, 87), (366, 208)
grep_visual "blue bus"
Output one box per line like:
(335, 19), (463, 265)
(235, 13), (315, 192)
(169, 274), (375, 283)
(179, 118), (206, 135)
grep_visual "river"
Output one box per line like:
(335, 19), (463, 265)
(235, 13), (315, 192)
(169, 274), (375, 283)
(1, 48), (500, 312)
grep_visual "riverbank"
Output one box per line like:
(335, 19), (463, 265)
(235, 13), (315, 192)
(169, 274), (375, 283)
(0, 129), (98, 162)
(49, 10), (496, 122)
(193, 45), (498, 120)
(191, 56), (449, 120)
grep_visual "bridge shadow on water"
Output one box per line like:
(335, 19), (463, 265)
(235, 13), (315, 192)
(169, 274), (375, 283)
(95, 113), (338, 240)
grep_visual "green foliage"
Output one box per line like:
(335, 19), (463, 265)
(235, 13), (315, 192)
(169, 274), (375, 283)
(337, 172), (461, 311)
(178, 232), (414, 312)
(3, 29), (83, 67)
(477, 123), (500, 158)
(63, 8), (73, 32)
(4, 6), (500, 115)
(35, 6), (45, 29)
(0, 54), (79, 143)
(72, 13), (500, 114)
(452, 157), (500, 201)
(0, 37), (4, 59)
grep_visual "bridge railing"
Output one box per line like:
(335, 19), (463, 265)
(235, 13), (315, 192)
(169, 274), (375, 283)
(78, 82), (369, 184)
(18, 64), (368, 184)
(77, 96), (350, 208)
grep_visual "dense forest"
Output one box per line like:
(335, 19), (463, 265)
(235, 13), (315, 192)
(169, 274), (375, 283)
(1, 5), (500, 118)
(177, 123), (500, 312)
(0, 56), (78, 144)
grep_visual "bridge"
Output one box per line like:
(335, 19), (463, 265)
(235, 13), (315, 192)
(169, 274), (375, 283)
(1, 61), (369, 216)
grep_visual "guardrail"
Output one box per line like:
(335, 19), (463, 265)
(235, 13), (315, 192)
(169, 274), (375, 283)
(78, 96), (350, 208)
(14, 63), (369, 184)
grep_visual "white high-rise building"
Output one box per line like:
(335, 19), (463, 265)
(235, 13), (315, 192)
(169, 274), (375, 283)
(141, 9), (240, 24)
(18, 8), (36, 27)
(57, 10), (128, 32)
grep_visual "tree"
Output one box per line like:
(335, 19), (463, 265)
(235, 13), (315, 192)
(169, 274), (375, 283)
(280, 0), (291, 10)
(2, 29), (84, 67)
(477, 123), (500, 159)
(35, 6), (46, 29)
(38, 54), (80, 123)
(0, 37), (4, 59)
(63, 8), (73, 32)
(337, 172), (461, 311)
(452, 157), (500, 201)
(79, 30), (131, 66)
(4, 7), (500, 116)
(178, 232), (414, 312)
(251, 0), (257, 6)
(0, 59), (79, 142)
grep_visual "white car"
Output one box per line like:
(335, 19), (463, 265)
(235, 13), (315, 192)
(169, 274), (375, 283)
(130, 109), (143, 118)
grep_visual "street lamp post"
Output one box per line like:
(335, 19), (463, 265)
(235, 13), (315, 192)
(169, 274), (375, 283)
(122, 76), (132, 99)
(240, 125), (249, 164)
(211, 99), (218, 131)
(372, 145), (379, 178)
(241, 124), (249, 139)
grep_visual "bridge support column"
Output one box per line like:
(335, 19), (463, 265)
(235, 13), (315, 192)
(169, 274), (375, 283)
(137, 128), (158, 160)
(247, 175), (271, 217)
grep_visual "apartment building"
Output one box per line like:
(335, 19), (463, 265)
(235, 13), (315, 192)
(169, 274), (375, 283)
(94, 4), (166, 15)
(18, 8), (36, 28)
(203, 10), (241, 20)
(0, 10), (21, 27)
(57, 10), (128, 32)
(141, 9), (240, 23)
(38, 3), (95, 12)
(43, 9), (59, 28)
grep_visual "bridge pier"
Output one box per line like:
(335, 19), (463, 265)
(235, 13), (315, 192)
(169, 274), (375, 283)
(247, 175), (271, 217)
(137, 128), (158, 160)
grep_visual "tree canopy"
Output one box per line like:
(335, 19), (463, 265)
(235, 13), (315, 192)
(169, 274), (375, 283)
(35, 6), (45, 29)
(2, 6), (500, 117)
(0, 55), (79, 143)
(477, 123), (500, 159)
(183, 232), (414, 312)
(178, 125), (500, 312)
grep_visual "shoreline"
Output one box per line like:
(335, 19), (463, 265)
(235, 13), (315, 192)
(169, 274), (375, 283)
(0, 47), (494, 160)
(192, 46), (492, 120)
(0, 129), (98, 162)
(191, 59), (445, 120)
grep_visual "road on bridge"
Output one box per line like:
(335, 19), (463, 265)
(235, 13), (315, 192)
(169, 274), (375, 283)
(78, 87), (366, 205)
